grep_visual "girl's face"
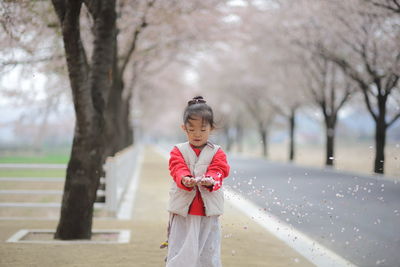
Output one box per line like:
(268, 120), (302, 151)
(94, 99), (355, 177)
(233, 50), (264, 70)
(181, 116), (213, 148)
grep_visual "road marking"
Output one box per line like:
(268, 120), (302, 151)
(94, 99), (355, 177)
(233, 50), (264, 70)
(224, 188), (356, 267)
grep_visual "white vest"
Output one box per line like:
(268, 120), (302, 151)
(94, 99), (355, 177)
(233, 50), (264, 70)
(167, 141), (225, 217)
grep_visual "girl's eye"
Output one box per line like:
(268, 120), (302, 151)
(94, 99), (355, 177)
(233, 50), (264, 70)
(201, 130), (206, 132)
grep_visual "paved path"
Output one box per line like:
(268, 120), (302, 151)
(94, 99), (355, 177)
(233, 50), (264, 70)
(0, 147), (315, 266)
(227, 154), (400, 267)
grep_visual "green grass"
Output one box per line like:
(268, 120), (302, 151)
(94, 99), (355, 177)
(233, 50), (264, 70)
(0, 154), (69, 164)
(0, 148), (69, 177)
(0, 169), (66, 178)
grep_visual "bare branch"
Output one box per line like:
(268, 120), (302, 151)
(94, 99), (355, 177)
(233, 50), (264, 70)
(366, 0), (400, 13)
(387, 111), (400, 127)
(119, 0), (156, 76)
(384, 74), (399, 96)
(361, 87), (379, 121)
(1, 55), (64, 66)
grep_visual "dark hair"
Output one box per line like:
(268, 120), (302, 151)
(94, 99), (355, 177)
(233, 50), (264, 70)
(183, 96), (215, 128)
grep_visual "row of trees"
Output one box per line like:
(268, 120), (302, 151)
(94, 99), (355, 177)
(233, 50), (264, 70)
(1, 0), (224, 239)
(194, 0), (399, 175)
(1, 0), (398, 240)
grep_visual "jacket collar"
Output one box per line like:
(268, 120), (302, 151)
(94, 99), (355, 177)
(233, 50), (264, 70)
(189, 140), (214, 149)
(206, 140), (215, 148)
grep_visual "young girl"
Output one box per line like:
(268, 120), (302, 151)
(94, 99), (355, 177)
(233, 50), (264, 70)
(163, 96), (230, 267)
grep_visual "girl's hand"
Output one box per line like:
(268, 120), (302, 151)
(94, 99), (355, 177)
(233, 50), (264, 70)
(182, 176), (196, 187)
(198, 177), (215, 187)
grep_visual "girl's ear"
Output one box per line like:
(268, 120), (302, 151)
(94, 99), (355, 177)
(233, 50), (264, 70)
(181, 124), (186, 132)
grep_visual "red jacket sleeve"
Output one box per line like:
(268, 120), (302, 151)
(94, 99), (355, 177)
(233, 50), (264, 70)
(169, 146), (193, 191)
(204, 148), (230, 192)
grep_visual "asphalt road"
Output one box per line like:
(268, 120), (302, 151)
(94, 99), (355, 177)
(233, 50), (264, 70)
(225, 154), (400, 267)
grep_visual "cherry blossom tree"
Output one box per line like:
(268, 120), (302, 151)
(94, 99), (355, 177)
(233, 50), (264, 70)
(314, 0), (400, 173)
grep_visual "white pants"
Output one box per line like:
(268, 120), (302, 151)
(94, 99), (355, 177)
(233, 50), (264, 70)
(166, 214), (222, 267)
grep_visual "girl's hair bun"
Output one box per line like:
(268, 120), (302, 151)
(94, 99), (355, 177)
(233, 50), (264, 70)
(183, 95), (214, 128)
(188, 95), (206, 106)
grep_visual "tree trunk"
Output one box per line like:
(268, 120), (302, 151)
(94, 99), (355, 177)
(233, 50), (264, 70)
(288, 107), (296, 161)
(55, 131), (102, 239)
(97, 75), (129, 201)
(235, 119), (243, 153)
(374, 115), (387, 174)
(223, 125), (233, 152)
(52, 0), (116, 240)
(120, 97), (134, 147)
(224, 127), (230, 152)
(259, 123), (268, 157)
(107, 85), (133, 153)
(103, 29), (134, 158)
(324, 118), (336, 166)
(104, 79), (124, 157)
(372, 89), (389, 174)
